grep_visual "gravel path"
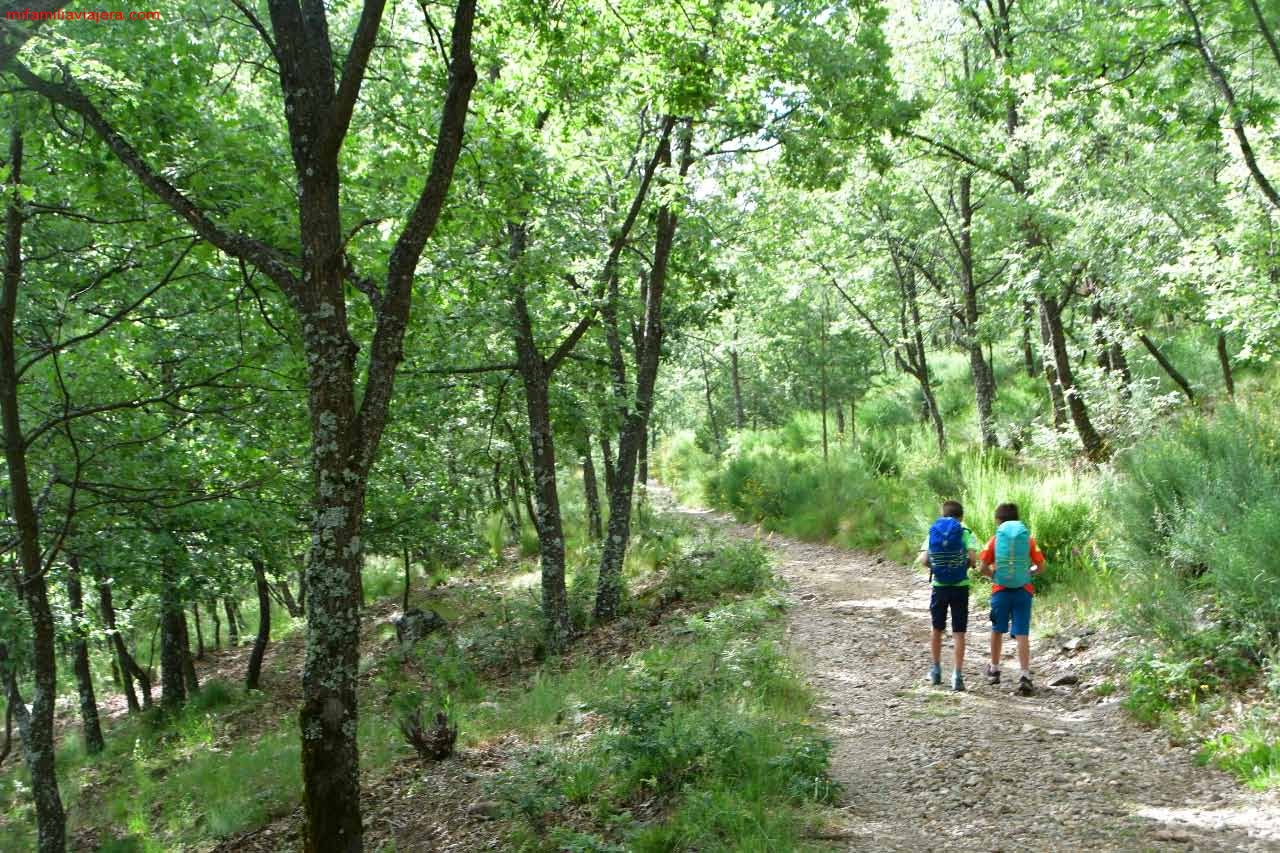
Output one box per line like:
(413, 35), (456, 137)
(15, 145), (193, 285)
(667, 498), (1280, 853)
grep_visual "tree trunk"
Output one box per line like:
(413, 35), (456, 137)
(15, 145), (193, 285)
(65, 558), (104, 755)
(1042, 296), (1108, 461)
(582, 436), (603, 541)
(223, 597), (240, 647)
(637, 425), (649, 501)
(1217, 332), (1235, 397)
(210, 600), (221, 650)
(596, 119), (690, 622)
(511, 231), (572, 650)
(599, 436), (617, 501)
(1091, 301), (1111, 372)
(160, 564), (187, 709)
(1110, 341), (1132, 391)
(820, 293), (830, 461)
(179, 609), (199, 695)
(496, 462), (519, 538)
(277, 580), (302, 618)
(246, 557), (271, 691)
(1022, 300), (1037, 378)
(0, 126), (66, 853)
(296, 564), (306, 618)
(903, 266), (945, 453)
(1039, 303), (1069, 428)
(191, 602), (205, 660)
(499, 469), (518, 534)
(699, 350), (722, 452)
(956, 174), (998, 449)
(834, 400), (845, 436)
(1139, 333), (1196, 402)
(401, 546), (412, 612)
(730, 337), (745, 430)
(0, 697), (13, 769)
(97, 581), (148, 711)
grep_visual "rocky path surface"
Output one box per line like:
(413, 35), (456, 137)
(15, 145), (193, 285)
(668, 498), (1280, 853)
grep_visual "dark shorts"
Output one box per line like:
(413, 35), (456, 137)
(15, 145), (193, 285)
(929, 585), (970, 633)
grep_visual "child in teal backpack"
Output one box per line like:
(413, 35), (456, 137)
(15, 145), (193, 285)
(918, 500), (978, 691)
(979, 502), (1045, 696)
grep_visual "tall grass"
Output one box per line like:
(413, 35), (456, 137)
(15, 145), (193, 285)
(660, 410), (1104, 592)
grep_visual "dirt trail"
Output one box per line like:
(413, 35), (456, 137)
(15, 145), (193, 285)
(668, 497), (1280, 853)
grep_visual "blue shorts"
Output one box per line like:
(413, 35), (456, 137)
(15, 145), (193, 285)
(929, 585), (969, 633)
(990, 588), (1033, 638)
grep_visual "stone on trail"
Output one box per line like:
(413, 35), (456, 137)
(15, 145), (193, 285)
(1049, 672), (1080, 686)
(394, 607), (447, 646)
(1060, 636), (1089, 653)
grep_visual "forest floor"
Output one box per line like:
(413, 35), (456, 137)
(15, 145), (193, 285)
(663, 490), (1280, 853)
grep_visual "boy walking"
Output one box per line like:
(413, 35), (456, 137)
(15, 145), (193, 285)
(919, 500), (978, 691)
(979, 502), (1046, 696)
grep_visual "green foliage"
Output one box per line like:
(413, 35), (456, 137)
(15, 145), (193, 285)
(667, 409), (1103, 587)
(489, 595), (836, 851)
(1198, 720), (1280, 791)
(664, 540), (774, 601)
(1107, 406), (1280, 659)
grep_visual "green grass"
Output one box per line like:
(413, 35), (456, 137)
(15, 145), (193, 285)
(1198, 720), (1280, 790)
(489, 587), (837, 852)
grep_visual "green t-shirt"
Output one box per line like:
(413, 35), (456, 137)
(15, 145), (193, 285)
(919, 525), (979, 587)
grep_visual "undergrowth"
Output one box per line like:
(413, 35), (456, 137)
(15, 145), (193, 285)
(656, 363), (1280, 792)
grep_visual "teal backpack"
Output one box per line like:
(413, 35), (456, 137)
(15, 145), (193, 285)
(992, 520), (1031, 588)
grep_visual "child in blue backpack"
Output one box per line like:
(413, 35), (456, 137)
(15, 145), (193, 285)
(979, 502), (1046, 696)
(919, 500), (978, 691)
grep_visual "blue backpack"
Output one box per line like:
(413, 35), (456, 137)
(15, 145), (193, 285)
(927, 517), (968, 584)
(993, 520), (1032, 588)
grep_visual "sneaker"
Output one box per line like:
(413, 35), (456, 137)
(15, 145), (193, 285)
(929, 663), (942, 685)
(985, 664), (1000, 685)
(1017, 675), (1034, 696)
(952, 672), (966, 692)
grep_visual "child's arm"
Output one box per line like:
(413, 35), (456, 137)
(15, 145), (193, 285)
(1029, 538), (1046, 577)
(978, 537), (995, 578)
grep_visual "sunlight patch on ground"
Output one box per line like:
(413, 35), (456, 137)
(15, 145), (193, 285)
(1135, 803), (1280, 840)
(508, 569), (540, 590)
(829, 598), (923, 613)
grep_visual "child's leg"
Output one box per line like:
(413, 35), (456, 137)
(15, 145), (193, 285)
(988, 589), (1010, 668)
(951, 589), (969, 672)
(928, 588), (946, 664)
(1011, 590), (1033, 673)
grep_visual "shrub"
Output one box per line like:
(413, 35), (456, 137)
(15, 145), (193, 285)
(665, 540), (773, 602)
(488, 593), (836, 851)
(1198, 719), (1280, 791)
(1107, 406), (1280, 660)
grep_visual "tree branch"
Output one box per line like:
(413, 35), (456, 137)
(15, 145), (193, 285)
(11, 62), (302, 292)
(357, 0), (477, 476)
(0, 0), (72, 66)
(18, 238), (199, 378)
(321, 0), (389, 163)
(909, 132), (1025, 194)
